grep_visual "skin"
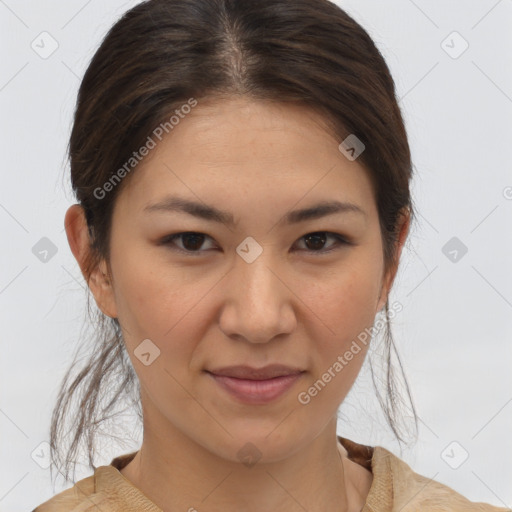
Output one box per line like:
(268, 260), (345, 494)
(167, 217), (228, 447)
(65, 97), (409, 512)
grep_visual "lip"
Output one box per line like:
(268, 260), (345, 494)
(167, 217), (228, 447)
(206, 372), (304, 404)
(205, 365), (305, 405)
(206, 364), (305, 380)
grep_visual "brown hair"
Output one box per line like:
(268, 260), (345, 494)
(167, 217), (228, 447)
(51, 0), (419, 484)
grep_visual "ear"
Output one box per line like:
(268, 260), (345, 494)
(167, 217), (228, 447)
(64, 204), (118, 319)
(376, 207), (410, 313)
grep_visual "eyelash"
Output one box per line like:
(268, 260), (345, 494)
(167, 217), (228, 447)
(159, 231), (351, 256)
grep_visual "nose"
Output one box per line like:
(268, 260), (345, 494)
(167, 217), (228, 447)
(218, 249), (297, 344)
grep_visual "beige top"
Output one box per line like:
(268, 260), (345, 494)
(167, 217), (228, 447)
(32, 436), (510, 511)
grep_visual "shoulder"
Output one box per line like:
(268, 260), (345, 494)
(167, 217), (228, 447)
(31, 474), (109, 512)
(31, 451), (146, 512)
(373, 445), (510, 512)
(338, 436), (509, 512)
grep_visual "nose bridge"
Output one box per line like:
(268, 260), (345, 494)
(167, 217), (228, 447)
(234, 239), (280, 304)
(220, 239), (295, 343)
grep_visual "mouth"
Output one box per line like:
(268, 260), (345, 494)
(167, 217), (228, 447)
(205, 365), (306, 404)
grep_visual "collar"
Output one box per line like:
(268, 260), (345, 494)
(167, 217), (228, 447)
(94, 436), (393, 511)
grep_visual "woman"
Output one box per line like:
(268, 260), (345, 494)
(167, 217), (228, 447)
(32, 0), (509, 510)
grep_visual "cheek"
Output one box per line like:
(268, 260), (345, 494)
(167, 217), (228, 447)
(295, 262), (380, 412)
(111, 252), (217, 372)
(306, 256), (382, 346)
(110, 262), (224, 433)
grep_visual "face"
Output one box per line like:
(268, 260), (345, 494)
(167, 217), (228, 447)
(69, 97), (407, 464)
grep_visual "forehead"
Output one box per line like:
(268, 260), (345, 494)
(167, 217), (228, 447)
(114, 98), (377, 222)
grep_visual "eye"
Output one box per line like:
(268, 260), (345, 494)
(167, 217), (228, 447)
(294, 232), (350, 255)
(160, 232), (217, 254)
(160, 231), (350, 256)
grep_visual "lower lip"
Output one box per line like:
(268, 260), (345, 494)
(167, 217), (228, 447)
(207, 372), (304, 404)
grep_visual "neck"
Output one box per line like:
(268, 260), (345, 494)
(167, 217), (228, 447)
(120, 416), (369, 512)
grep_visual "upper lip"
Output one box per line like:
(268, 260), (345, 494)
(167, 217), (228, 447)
(206, 364), (305, 380)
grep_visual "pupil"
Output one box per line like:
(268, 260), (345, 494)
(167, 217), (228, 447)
(305, 233), (326, 250)
(183, 233), (204, 250)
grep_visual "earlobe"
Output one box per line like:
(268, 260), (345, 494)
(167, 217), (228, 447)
(376, 281), (388, 314)
(64, 204), (118, 319)
(376, 208), (411, 313)
(64, 204), (90, 271)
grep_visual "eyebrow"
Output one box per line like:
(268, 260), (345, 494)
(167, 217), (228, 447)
(143, 195), (367, 227)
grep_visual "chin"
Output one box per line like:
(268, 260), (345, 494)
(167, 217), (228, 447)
(198, 428), (311, 466)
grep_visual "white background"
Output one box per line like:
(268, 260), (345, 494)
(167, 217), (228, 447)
(0, 0), (511, 510)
